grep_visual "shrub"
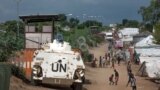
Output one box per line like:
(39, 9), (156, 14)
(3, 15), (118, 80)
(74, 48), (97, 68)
(11, 65), (26, 81)
(154, 23), (160, 44)
(82, 51), (94, 62)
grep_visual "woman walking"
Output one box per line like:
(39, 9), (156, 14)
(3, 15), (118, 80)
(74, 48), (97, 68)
(130, 74), (137, 90)
(114, 69), (119, 85)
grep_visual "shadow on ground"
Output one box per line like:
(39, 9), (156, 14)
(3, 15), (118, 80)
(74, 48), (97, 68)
(38, 83), (88, 90)
(84, 79), (92, 85)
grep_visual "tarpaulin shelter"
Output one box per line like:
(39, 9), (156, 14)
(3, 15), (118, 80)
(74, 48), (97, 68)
(138, 59), (160, 78)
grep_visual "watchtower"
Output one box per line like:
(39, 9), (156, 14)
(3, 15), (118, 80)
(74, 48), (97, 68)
(19, 15), (59, 79)
(20, 15), (59, 49)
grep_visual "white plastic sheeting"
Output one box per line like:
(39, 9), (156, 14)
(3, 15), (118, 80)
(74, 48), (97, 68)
(135, 48), (160, 57)
(140, 58), (160, 78)
(139, 57), (160, 63)
(135, 34), (160, 78)
(135, 35), (156, 47)
(119, 28), (139, 36)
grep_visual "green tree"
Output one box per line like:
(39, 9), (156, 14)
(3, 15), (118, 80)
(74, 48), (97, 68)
(77, 23), (85, 29)
(122, 19), (128, 26)
(69, 18), (79, 28)
(141, 23), (153, 32)
(82, 20), (102, 27)
(122, 19), (139, 28)
(0, 20), (24, 62)
(139, 0), (160, 26)
(154, 23), (160, 44)
(0, 32), (24, 62)
(58, 14), (67, 21)
(4, 20), (24, 34)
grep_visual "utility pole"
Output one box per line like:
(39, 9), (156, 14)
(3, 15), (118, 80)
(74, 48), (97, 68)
(16, 0), (21, 38)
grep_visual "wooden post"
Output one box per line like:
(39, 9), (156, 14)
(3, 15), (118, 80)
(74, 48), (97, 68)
(52, 19), (55, 42)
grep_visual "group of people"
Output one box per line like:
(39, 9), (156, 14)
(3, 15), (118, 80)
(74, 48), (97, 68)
(109, 69), (119, 85)
(99, 53), (111, 68)
(108, 59), (137, 90)
(107, 42), (137, 90)
(92, 47), (130, 68)
(91, 41), (137, 90)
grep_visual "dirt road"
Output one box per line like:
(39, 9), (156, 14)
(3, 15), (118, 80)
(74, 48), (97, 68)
(85, 43), (158, 90)
(10, 43), (159, 90)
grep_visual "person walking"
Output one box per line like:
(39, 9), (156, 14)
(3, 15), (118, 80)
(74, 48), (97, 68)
(105, 53), (110, 65)
(102, 57), (106, 68)
(127, 61), (132, 74)
(109, 74), (114, 85)
(108, 52), (111, 61)
(114, 69), (119, 85)
(128, 74), (137, 90)
(99, 56), (102, 68)
(119, 50), (123, 65)
(125, 49), (131, 64)
(92, 58), (97, 67)
(111, 58), (115, 68)
(105, 53), (108, 60)
(126, 70), (133, 87)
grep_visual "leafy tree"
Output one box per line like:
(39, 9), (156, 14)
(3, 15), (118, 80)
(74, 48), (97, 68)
(125, 20), (139, 28)
(4, 20), (24, 34)
(0, 32), (24, 62)
(58, 14), (67, 21)
(141, 23), (153, 32)
(122, 19), (139, 28)
(122, 19), (128, 26)
(77, 23), (85, 29)
(139, 0), (160, 25)
(153, 23), (160, 44)
(0, 20), (24, 62)
(69, 18), (79, 28)
(82, 20), (102, 27)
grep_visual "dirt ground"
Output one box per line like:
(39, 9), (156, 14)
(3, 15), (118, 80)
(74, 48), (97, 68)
(85, 43), (159, 90)
(10, 43), (159, 90)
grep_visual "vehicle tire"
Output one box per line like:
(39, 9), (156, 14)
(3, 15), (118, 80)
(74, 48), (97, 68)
(31, 79), (38, 86)
(31, 79), (42, 86)
(72, 83), (82, 90)
(81, 76), (85, 84)
(31, 70), (41, 86)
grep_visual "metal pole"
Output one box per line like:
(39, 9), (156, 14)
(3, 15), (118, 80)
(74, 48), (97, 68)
(16, 0), (21, 37)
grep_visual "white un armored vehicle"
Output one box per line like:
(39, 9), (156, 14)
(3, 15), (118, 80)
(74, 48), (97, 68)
(31, 39), (85, 90)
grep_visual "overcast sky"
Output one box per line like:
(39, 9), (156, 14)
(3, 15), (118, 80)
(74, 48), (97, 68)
(0, 0), (150, 25)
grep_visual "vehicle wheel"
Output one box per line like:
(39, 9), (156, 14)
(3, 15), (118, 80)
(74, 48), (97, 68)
(72, 83), (82, 90)
(31, 80), (42, 86)
(31, 71), (41, 86)
(31, 79), (38, 86)
(81, 76), (85, 84)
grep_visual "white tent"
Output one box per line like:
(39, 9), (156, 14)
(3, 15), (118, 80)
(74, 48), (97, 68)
(135, 35), (157, 47)
(138, 59), (160, 78)
(135, 48), (160, 57)
(139, 56), (160, 63)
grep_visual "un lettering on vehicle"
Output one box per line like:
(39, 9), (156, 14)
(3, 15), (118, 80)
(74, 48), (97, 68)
(51, 63), (67, 72)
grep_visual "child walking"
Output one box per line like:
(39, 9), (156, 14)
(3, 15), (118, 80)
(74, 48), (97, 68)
(109, 74), (114, 85)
